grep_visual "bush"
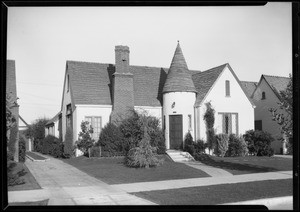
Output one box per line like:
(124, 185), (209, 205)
(7, 162), (25, 186)
(89, 146), (101, 157)
(76, 121), (95, 156)
(183, 132), (195, 156)
(226, 134), (248, 157)
(203, 102), (216, 150)
(194, 139), (207, 153)
(41, 135), (64, 158)
(243, 130), (275, 156)
(119, 110), (166, 154)
(19, 136), (26, 162)
(97, 123), (124, 154)
(126, 127), (163, 168)
(64, 127), (74, 158)
(214, 134), (229, 157)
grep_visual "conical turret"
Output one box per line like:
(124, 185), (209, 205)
(162, 42), (197, 94)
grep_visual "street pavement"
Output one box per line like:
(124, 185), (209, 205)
(8, 152), (293, 208)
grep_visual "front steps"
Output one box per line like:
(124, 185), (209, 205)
(166, 150), (195, 162)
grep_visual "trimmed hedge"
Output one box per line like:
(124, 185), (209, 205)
(41, 135), (64, 158)
(64, 127), (74, 158)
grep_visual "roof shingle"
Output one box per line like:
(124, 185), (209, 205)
(263, 75), (290, 98)
(240, 81), (257, 98)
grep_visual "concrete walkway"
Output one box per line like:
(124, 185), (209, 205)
(182, 161), (233, 177)
(8, 155), (156, 205)
(111, 171), (292, 193)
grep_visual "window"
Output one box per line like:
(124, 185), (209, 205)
(225, 80), (230, 97)
(188, 114), (192, 131)
(255, 120), (262, 131)
(219, 112), (238, 135)
(262, 92), (266, 100)
(84, 116), (102, 140)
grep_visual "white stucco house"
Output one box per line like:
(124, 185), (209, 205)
(45, 112), (62, 140)
(59, 42), (255, 151)
(246, 75), (290, 154)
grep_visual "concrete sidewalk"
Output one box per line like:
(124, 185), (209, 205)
(111, 171), (292, 193)
(182, 161), (233, 177)
(8, 156), (156, 205)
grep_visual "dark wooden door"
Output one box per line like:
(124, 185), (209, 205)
(169, 115), (183, 149)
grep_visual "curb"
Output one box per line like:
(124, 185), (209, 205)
(221, 196), (293, 210)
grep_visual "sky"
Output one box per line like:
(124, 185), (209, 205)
(7, 3), (292, 125)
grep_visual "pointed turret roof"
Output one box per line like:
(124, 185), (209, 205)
(162, 42), (197, 94)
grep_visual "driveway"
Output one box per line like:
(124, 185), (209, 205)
(8, 154), (156, 205)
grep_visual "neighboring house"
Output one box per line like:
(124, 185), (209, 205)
(60, 43), (255, 151)
(250, 75), (290, 154)
(45, 111), (62, 140)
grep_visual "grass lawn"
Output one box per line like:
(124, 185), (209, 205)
(9, 199), (49, 206)
(26, 151), (48, 160)
(62, 155), (210, 184)
(8, 162), (41, 191)
(198, 155), (292, 175)
(132, 179), (293, 205)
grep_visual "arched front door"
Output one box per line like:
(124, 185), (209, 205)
(169, 115), (183, 149)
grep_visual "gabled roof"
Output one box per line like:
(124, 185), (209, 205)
(192, 64), (226, 106)
(162, 42), (197, 94)
(251, 74), (290, 100)
(6, 60), (17, 99)
(46, 111), (61, 126)
(240, 81), (257, 98)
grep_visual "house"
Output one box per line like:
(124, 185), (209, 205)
(60, 42), (255, 152)
(45, 111), (62, 140)
(6, 60), (19, 162)
(250, 75), (291, 154)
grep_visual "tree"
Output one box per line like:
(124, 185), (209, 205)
(76, 121), (95, 156)
(269, 74), (293, 152)
(203, 102), (216, 151)
(6, 93), (18, 161)
(24, 118), (50, 151)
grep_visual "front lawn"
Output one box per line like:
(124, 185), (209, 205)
(8, 162), (41, 191)
(132, 179), (293, 205)
(197, 155), (292, 175)
(62, 155), (210, 184)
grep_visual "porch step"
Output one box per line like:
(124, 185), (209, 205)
(166, 150), (195, 163)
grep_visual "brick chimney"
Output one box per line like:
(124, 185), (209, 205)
(110, 45), (134, 124)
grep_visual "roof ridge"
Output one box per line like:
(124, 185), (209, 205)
(241, 80), (258, 84)
(192, 63), (227, 76)
(263, 74), (290, 79)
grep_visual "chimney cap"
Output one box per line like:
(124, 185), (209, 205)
(115, 45), (130, 52)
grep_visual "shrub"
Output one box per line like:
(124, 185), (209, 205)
(7, 162), (25, 186)
(194, 139), (207, 153)
(18, 135), (26, 162)
(97, 123), (124, 154)
(34, 139), (43, 153)
(214, 134), (229, 157)
(226, 134), (248, 157)
(76, 121), (95, 156)
(243, 130), (275, 156)
(41, 135), (63, 158)
(183, 132), (195, 156)
(203, 102), (216, 150)
(64, 127), (75, 158)
(119, 110), (166, 154)
(126, 127), (163, 168)
(89, 146), (101, 157)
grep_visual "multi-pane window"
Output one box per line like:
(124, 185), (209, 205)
(219, 113), (238, 135)
(84, 116), (102, 140)
(66, 104), (72, 129)
(225, 80), (230, 97)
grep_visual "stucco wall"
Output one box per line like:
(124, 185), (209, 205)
(163, 92), (196, 149)
(196, 66), (255, 141)
(252, 79), (287, 153)
(74, 105), (112, 142)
